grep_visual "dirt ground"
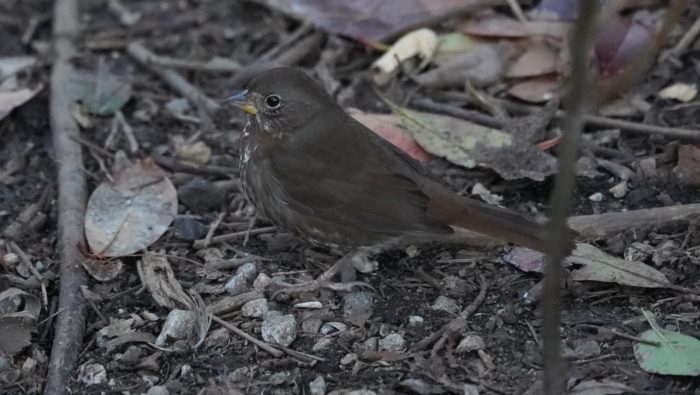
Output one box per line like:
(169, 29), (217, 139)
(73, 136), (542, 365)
(1, 0), (700, 394)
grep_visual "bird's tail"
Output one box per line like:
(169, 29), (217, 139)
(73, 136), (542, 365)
(423, 181), (576, 253)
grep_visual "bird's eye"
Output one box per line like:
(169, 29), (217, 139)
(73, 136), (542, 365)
(265, 95), (281, 109)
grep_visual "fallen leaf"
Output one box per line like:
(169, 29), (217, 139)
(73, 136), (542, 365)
(594, 16), (654, 76)
(81, 256), (123, 281)
(505, 42), (559, 78)
(508, 76), (562, 103)
(253, 0), (468, 42)
(390, 104), (557, 180)
(503, 247), (546, 273)
(84, 158), (178, 257)
(0, 86), (42, 121)
(673, 145), (700, 186)
(463, 13), (569, 40)
(415, 43), (511, 88)
(371, 28), (438, 86)
(0, 288), (40, 356)
(434, 32), (480, 62)
(634, 310), (700, 376)
(570, 379), (633, 395)
(528, 0), (579, 22)
(172, 135), (212, 165)
(137, 252), (192, 309)
(348, 108), (430, 161)
(0, 56), (37, 79)
(567, 243), (670, 288)
(658, 82), (697, 103)
(71, 60), (132, 116)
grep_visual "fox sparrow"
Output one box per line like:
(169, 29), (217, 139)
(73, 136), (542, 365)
(227, 67), (569, 292)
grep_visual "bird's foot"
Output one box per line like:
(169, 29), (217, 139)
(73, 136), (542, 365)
(270, 278), (374, 298)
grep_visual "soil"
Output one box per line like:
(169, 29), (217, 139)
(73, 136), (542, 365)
(1, 1), (699, 394)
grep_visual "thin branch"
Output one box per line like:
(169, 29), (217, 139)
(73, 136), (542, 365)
(127, 42), (221, 113)
(542, 2), (599, 394)
(45, 0), (88, 394)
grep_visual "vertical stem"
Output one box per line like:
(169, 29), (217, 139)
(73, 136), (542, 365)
(542, 2), (599, 394)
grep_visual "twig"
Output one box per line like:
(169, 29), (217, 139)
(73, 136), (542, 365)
(127, 41), (221, 113)
(568, 203), (700, 239)
(210, 315), (284, 357)
(45, 0), (89, 394)
(202, 212), (226, 248)
(115, 110), (138, 153)
(193, 226), (277, 249)
(257, 22), (313, 63)
(506, 0), (527, 23)
(411, 273), (488, 352)
(151, 153), (236, 178)
(541, 2), (599, 394)
(665, 15), (700, 59)
(432, 91), (700, 142)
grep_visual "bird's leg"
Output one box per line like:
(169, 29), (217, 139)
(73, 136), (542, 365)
(271, 248), (375, 297)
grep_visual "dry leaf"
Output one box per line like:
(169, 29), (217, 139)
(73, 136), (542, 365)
(137, 252), (192, 309)
(85, 158), (177, 257)
(508, 76), (562, 103)
(349, 108), (430, 161)
(391, 106), (557, 180)
(371, 28), (437, 86)
(0, 288), (41, 356)
(506, 42), (559, 78)
(415, 43), (510, 88)
(0, 86), (42, 121)
(567, 243), (670, 288)
(658, 83), (697, 103)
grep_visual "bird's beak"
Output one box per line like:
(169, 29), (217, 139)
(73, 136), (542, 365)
(224, 90), (257, 115)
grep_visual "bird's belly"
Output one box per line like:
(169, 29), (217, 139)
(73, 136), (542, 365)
(240, 146), (390, 249)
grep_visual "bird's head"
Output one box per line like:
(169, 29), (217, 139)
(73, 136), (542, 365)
(225, 67), (334, 135)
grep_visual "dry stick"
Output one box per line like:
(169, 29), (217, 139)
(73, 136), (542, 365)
(567, 204), (700, 239)
(193, 226), (277, 249)
(542, 2), (599, 394)
(151, 153), (235, 178)
(126, 42), (221, 113)
(45, 1), (88, 394)
(210, 315), (283, 357)
(666, 15), (700, 59)
(431, 91), (700, 142)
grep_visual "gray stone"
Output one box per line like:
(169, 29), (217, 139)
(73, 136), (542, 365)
(145, 385), (170, 395)
(236, 262), (258, 281)
(309, 376), (326, 395)
(241, 298), (268, 318)
(432, 296), (459, 314)
(225, 274), (249, 296)
(379, 333), (406, 352)
(261, 310), (297, 346)
(172, 216), (208, 241)
(205, 327), (230, 348)
(178, 177), (226, 212)
(155, 310), (196, 346)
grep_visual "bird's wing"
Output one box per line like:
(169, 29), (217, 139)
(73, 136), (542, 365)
(268, 109), (452, 238)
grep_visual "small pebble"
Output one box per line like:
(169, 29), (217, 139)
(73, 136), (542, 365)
(177, 177), (226, 213)
(408, 316), (424, 326)
(379, 333), (406, 352)
(342, 292), (373, 320)
(172, 216), (208, 241)
(294, 301), (323, 309)
(268, 371), (289, 385)
(609, 180), (628, 198)
(236, 262), (257, 281)
(241, 298), (268, 318)
(145, 385), (169, 395)
(320, 321), (347, 335)
(205, 327), (230, 348)
(224, 274), (249, 296)
(359, 337), (378, 353)
(309, 376), (326, 395)
(312, 337), (333, 352)
(261, 310), (297, 346)
(588, 192), (603, 202)
(155, 310), (196, 346)
(456, 335), (486, 353)
(340, 353), (357, 365)
(79, 363), (107, 386)
(253, 273), (272, 290)
(431, 295), (459, 315)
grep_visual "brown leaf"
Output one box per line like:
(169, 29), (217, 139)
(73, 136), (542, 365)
(506, 42), (559, 78)
(85, 158), (177, 257)
(137, 252), (191, 309)
(349, 108), (430, 161)
(507, 76), (563, 103)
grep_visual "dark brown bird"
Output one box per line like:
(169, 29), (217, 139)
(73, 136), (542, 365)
(227, 67), (567, 292)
